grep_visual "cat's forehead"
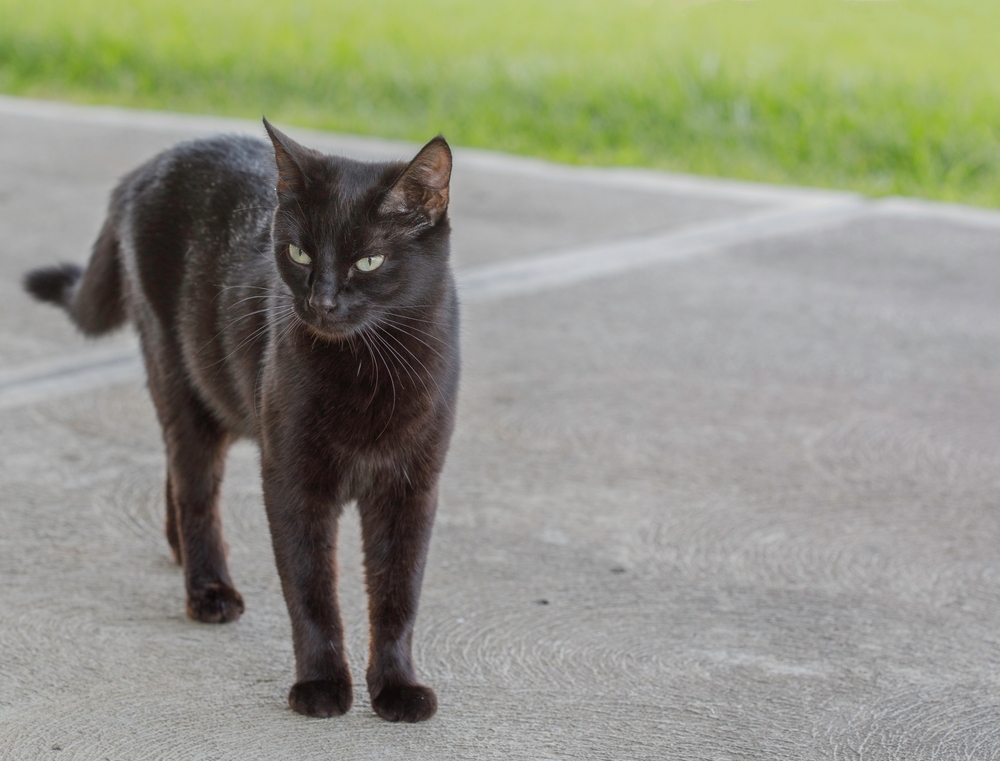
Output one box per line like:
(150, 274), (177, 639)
(318, 156), (401, 206)
(281, 156), (402, 250)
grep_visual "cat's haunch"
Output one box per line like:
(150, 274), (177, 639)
(25, 121), (460, 722)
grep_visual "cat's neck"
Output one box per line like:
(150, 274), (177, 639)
(271, 311), (448, 389)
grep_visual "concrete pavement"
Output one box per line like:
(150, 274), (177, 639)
(2, 96), (1000, 760)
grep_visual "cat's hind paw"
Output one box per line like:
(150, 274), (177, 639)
(185, 582), (245, 623)
(371, 683), (437, 722)
(288, 678), (354, 718)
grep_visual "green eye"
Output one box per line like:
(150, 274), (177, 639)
(288, 244), (312, 265)
(355, 254), (385, 272)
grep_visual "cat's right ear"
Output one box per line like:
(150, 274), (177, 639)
(263, 117), (308, 197)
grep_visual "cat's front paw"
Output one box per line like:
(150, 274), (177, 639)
(185, 583), (244, 623)
(288, 678), (354, 718)
(371, 683), (437, 722)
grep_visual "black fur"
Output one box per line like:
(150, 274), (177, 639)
(24, 217), (126, 336)
(23, 262), (81, 307)
(24, 120), (459, 723)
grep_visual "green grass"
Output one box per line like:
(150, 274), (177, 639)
(2, 0), (999, 205)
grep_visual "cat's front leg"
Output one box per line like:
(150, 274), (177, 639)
(358, 480), (439, 722)
(262, 463), (353, 718)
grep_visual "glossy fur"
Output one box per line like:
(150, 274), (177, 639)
(24, 121), (460, 722)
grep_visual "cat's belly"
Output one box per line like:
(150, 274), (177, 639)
(179, 308), (267, 440)
(183, 352), (262, 439)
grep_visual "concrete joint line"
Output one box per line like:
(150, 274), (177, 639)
(4, 192), (992, 411)
(458, 198), (867, 303)
(0, 343), (142, 411)
(0, 199), (866, 411)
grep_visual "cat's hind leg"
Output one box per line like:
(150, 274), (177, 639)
(166, 407), (244, 623)
(145, 352), (244, 624)
(164, 476), (181, 565)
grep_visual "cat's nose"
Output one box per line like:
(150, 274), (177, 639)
(308, 294), (338, 316)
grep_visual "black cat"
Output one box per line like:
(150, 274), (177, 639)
(24, 120), (459, 722)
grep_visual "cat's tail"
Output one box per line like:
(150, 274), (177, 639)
(23, 218), (127, 336)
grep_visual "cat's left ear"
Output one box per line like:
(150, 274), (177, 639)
(380, 136), (452, 225)
(262, 117), (309, 197)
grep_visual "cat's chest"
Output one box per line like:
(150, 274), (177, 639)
(260, 363), (437, 499)
(264, 348), (433, 451)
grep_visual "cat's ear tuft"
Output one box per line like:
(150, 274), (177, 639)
(263, 117), (308, 197)
(380, 136), (452, 225)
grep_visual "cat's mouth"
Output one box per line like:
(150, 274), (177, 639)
(294, 306), (368, 342)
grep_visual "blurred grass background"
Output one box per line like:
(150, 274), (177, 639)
(1, 0), (998, 205)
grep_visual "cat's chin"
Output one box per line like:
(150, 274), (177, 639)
(299, 319), (362, 344)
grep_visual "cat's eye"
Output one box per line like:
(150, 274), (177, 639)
(355, 255), (385, 272)
(288, 244), (312, 265)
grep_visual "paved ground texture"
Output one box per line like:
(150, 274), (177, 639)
(2, 96), (1000, 760)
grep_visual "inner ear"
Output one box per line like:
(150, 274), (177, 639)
(380, 136), (452, 224)
(263, 117), (310, 197)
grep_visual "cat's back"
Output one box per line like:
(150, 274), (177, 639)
(129, 133), (275, 187)
(113, 134), (276, 319)
(119, 133), (276, 229)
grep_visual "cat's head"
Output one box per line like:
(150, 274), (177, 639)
(263, 118), (452, 341)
